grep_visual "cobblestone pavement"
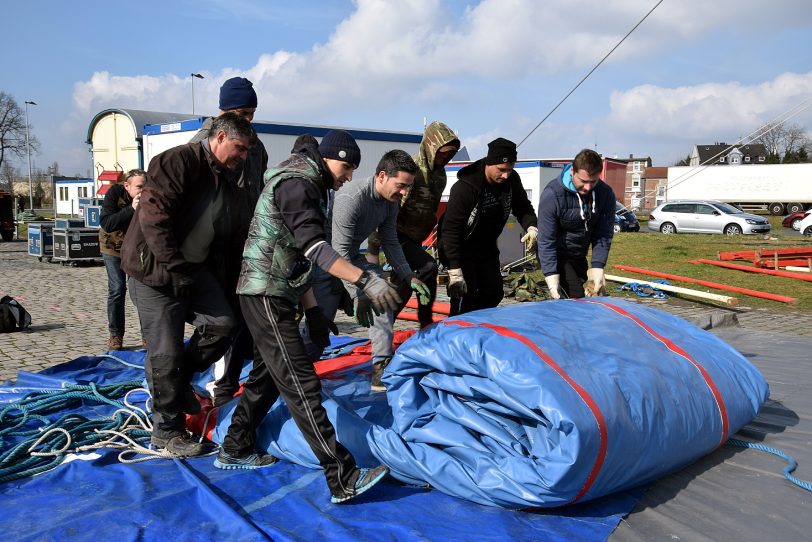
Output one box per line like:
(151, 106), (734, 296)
(2, 239), (812, 383)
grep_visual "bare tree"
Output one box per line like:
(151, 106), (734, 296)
(0, 92), (41, 175)
(752, 121), (810, 160)
(672, 154), (691, 166)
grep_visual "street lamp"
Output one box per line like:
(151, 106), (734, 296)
(190, 73), (204, 115)
(24, 100), (37, 212)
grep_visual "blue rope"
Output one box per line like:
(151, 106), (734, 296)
(617, 280), (672, 299)
(727, 438), (812, 492)
(0, 380), (148, 482)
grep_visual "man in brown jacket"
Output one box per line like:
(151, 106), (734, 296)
(121, 112), (253, 456)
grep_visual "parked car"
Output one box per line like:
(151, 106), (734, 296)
(800, 211), (812, 237)
(782, 210), (810, 231)
(647, 200), (771, 235)
(614, 202), (640, 232)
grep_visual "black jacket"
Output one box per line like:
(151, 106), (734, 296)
(99, 183), (133, 257)
(439, 159), (537, 269)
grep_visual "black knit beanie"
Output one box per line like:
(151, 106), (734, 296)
(485, 137), (517, 165)
(318, 130), (361, 168)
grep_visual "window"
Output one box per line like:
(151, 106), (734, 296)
(58, 187), (68, 201)
(632, 173), (640, 188)
(731, 156), (740, 164)
(633, 162), (641, 172)
(663, 203), (693, 213)
(745, 156), (751, 162)
(758, 156), (765, 162)
(657, 186), (665, 196)
(78, 187), (88, 198)
(695, 204), (716, 215)
(719, 157), (726, 163)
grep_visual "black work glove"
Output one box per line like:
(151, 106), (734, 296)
(170, 272), (195, 299)
(305, 306), (339, 350)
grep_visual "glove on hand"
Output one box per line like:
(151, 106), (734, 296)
(447, 268), (467, 298)
(520, 226), (539, 254)
(305, 306), (338, 349)
(361, 273), (402, 314)
(544, 274), (562, 300)
(585, 267), (607, 296)
(171, 272), (195, 299)
(410, 277), (431, 305)
(353, 294), (376, 328)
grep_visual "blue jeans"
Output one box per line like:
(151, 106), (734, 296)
(103, 254), (127, 337)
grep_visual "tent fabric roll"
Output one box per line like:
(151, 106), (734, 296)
(369, 298), (768, 509)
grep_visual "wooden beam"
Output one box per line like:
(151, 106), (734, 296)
(606, 274), (739, 306)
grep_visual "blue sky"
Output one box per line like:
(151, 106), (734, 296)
(2, 0), (812, 177)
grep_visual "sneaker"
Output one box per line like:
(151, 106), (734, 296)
(370, 356), (392, 392)
(107, 334), (123, 351)
(331, 465), (389, 504)
(213, 449), (278, 470)
(150, 431), (207, 457)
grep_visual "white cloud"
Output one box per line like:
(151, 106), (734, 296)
(607, 71), (812, 139)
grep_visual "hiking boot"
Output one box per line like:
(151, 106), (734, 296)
(107, 334), (123, 351)
(150, 431), (207, 457)
(213, 449), (278, 470)
(181, 386), (201, 414)
(331, 465), (389, 504)
(370, 356), (392, 392)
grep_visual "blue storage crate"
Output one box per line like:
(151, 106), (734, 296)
(84, 205), (102, 228)
(27, 221), (55, 259)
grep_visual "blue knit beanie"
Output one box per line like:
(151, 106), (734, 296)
(219, 77), (258, 111)
(318, 130), (361, 168)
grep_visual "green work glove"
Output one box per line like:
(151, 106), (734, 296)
(410, 277), (431, 305)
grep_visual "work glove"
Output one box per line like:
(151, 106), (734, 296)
(305, 306), (339, 349)
(410, 277), (431, 305)
(170, 272), (195, 299)
(356, 272), (402, 315)
(520, 226), (539, 254)
(544, 274), (562, 300)
(585, 267), (607, 297)
(353, 293), (376, 328)
(447, 268), (467, 298)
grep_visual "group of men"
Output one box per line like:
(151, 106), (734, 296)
(100, 76), (615, 504)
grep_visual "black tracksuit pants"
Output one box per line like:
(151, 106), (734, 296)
(389, 234), (439, 328)
(449, 253), (503, 316)
(222, 295), (358, 496)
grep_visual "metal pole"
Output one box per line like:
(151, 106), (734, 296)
(190, 73), (204, 115)
(24, 100), (37, 212)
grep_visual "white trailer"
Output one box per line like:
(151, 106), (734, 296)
(142, 118), (422, 181)
(667, 163), (812, 215)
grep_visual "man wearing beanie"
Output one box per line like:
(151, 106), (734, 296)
(537, 148), (615, 299)
(189, 76), (268, 407)
(216, 129), (398, 505)
(438, 137), (537, 316)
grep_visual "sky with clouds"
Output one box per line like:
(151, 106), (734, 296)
(2, 0), (812, 176)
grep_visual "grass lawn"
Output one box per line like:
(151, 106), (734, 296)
(605, 214), (812, 311)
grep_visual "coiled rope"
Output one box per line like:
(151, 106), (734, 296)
(726, 438), (811, 492)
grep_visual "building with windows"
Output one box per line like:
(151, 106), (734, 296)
(689, 143), (767, 166)
(53, 177), (95, 216)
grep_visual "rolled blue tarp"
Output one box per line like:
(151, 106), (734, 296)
(369, 298), (769, 508)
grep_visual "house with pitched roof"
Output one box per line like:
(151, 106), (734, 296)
(689, 143), (767, 166)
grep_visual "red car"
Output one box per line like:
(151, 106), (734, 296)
(782, 210), (810, 231)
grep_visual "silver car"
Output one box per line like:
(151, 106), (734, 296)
(648, 200), (771, 235)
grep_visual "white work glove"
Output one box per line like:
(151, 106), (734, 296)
(585, 268), (607, 297)
(446, 268), (467, 298)
(520, 226), (538, 254)
(544, 274), (562, 300)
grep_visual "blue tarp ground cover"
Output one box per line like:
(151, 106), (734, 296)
(1, 335), (638, 541)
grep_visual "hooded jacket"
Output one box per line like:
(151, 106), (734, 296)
(397, 121), (460, 244)
(439, 159), (537, 269)
(536, 163), (615, 276)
